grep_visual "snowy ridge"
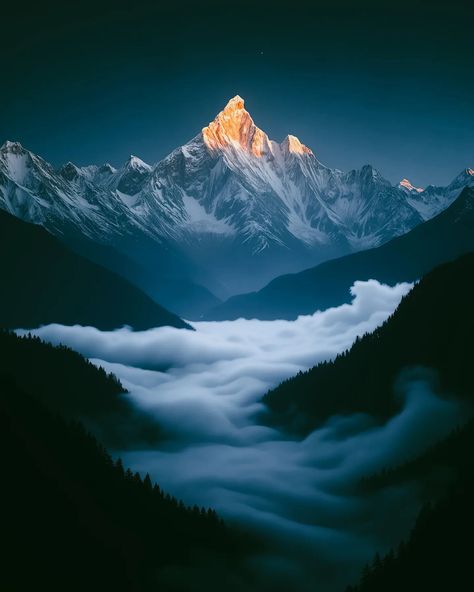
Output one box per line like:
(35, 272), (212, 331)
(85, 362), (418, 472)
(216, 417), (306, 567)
(1, 98), (473, 293)
(398, 178), (424, 194)
(405, 169), (474, 220)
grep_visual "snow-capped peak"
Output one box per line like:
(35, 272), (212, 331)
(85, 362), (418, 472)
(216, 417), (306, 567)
(224, 95), (246, 112)
(202, 95), (272, 157)
(201, 95), (316, 162)
(125, 155), (152, 171)
(59, 161), (81, 180)
(99, 163), (117, 174)
(0, 140), (41, 185)
(1, 117), (473, 299)
(449, 168), (474, 188)
(280, 134), (313, 156)
(1, 140), (27, 155)
(398, 178), (423, 193)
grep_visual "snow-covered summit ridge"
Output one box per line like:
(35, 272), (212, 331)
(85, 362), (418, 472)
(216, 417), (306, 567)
(281, 134), (313, 156)
(398, 178), (424, 193)
(201, 95), (312, 157)
(1, 96), (474, 294)
(126, 155), (152, 171)
(1, 140), (25, 154)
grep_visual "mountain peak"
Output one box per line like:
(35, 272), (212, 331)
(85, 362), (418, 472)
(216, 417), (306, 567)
(201, 97), (314, 159)
(125, 155), (151, 171)
(281, 134), (313, 156)
(361, 164), (378, 176)
(1, 140), (26, 155)
(98, 163), (116, 174)
(223, 95), (245, 113)
(59, 162), (81, 181)
(450, 168), (474, 187)
(456, 168), (474, 180)
(202, 95), (271, 157)
(398, 178), (423, 193)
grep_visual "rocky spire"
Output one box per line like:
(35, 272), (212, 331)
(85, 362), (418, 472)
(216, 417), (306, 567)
(202, 95), (272, 157)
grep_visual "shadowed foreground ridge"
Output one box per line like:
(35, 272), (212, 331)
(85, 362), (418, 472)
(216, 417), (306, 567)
(0, 330), (168, 447)
(348, 416), (474, 591)
(0, 208), (191, 330)
(0, 334), (248, 591)
(263, 252), (474, 434)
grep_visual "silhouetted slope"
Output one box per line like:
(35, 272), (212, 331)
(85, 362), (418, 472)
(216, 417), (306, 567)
(209, 187), (474, 320)
(347, 472), (474, 592)
(362, 418), (474, 496)
(263, 253), (474, 434)
(0, 209), (191, 330)
(63, 234), (222, 319)
(350, 416), (474, 592)
(0, 330), (163, 446)
(0, 377), (242, 592)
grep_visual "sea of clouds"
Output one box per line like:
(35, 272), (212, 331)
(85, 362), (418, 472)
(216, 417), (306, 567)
(24, 279), (465, 591)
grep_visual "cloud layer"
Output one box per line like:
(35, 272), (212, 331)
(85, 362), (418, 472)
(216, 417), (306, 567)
(23, 280), (465, 591)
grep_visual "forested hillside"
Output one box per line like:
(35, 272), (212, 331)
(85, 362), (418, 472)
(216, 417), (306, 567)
(263, 253), (474, 433)
(348, 418), (474, 591)
(0, 333), (248, 591)
(0, 330), (162, 446)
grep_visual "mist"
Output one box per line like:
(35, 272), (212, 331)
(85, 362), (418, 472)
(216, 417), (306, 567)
(21, 279), (465, 591)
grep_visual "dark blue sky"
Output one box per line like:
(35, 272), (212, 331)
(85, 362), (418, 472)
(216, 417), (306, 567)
(2, 0), (473, 186)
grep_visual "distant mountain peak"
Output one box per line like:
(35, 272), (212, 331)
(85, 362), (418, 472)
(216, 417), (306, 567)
(224, 94), (245, 112)
(99, 163), (117, 174)
(281, 134), (313, 155)
(360, 164), (380, 178)
(398, 178), (423, 193)
(59, 161), (81, 180)
(202, 95), (272, 157)
(125, 155), (151, 171)
(1, 95), (473, 301)
(458, 168), (474, 179)
(449, 168), (474, 188)
(1, 140), (26, 155)
(201, 96), (313, 160)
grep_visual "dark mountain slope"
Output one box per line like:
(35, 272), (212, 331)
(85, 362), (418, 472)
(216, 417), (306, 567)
(0, 377), (243, 592)
(0, 209), (190, 330)
(347, 417), (474, 592)
(62, 233), (222, 319)
(347, 473), (474, 592)
(0, 330), (163, 446)
(362, 417), (474, 498)
(262, 253), (474, 434)
(208, 187), (474, 320)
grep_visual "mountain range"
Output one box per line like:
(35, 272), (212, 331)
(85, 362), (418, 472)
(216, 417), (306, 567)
(1, 96), (473, 318)
(208, 187), (474, 320)
(2, 95), (474, 592)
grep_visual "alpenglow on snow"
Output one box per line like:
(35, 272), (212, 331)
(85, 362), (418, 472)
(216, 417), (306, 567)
(1, 97), (473, 294)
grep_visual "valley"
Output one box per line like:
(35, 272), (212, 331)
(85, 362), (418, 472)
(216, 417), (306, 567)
(1, 26), (472, 588)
